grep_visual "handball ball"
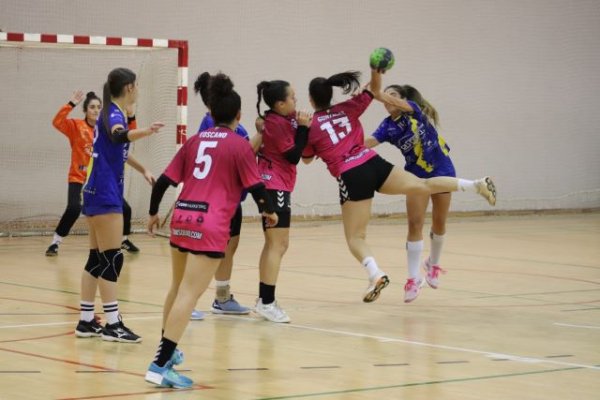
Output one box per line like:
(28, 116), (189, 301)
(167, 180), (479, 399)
(369, 48), (395, 71)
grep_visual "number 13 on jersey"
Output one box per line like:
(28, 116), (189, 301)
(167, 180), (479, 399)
(193, 141), (218, 179)
(320, 116), (352, 145)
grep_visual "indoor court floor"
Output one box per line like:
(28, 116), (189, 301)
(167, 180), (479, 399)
(0, 212), (598, 399)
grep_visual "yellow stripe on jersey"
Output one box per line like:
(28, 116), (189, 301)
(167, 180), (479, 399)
(438, 134), (450, 156)
(410, 117), (433, 173)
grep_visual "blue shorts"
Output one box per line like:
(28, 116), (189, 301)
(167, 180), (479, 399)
(82, 204), (123, 217)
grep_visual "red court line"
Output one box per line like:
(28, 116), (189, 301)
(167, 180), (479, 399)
(0, 330), (72, 343)
(0, 345), (213, 390)
(0, 296), (79, 311)
(57, 388), (203, 400)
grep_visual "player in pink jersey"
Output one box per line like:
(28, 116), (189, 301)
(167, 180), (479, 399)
(145, 74), (277, 388)
(303, 67), (496, 303)
(254, 80), (312, 323)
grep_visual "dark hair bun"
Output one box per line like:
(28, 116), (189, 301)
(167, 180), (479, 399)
(86, 91), (96, 98)
(194, 72), (211, 95)
(209, 73), (234, 97)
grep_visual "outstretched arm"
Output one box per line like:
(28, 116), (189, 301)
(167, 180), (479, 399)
(52, 90), (84, 137)
(368, 69), (414, 113)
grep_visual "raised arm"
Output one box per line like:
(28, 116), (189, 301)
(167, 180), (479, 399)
(368, 70), (414, 114)
(52, 90), (84, 137)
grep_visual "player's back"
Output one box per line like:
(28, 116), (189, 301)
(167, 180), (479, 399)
(309, 91), (376, 177)
(177, 127), (251, 208)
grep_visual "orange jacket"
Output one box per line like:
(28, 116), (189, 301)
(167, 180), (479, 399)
(52, 104), (138, 183)
(52, 104), (94, 184)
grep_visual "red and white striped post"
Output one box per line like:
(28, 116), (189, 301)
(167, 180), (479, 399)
(0, 32), (189, 143)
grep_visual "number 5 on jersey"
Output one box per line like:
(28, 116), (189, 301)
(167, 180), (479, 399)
(193, 141), (218, 179)
(320, 116), (352, 145)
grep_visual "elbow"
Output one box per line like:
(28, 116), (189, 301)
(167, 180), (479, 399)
(302, 156), (314, 165)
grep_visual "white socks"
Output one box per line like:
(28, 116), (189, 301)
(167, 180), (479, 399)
(458, 179), (475, 192)
(52, 233), (63, 245)
(362, 257), (380, 280)
(80, 301), (94, 322)
(103, 301), (119, 325)
(429, 232), (445, 266)
(406, 241), (424, 279)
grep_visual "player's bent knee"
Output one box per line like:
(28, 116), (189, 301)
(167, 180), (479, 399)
(84, 249), (102, 278)
(99, 248), (124, 282)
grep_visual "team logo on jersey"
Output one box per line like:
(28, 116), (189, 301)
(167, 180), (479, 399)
(172, 228), (203, 240)
(261, 173), (272, 181)
(176, 200), (209, 212)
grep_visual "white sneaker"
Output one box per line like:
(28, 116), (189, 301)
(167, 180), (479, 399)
(423, 258), (446, 289)
(189, 309), (205, 320)
(363, 271), (390, 303)
(404, 277), (425, 303)
(475, 177), (497, 206)
(254, 298), (290, 323)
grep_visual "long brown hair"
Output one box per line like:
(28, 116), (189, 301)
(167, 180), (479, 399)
(387, 84), (439, 127)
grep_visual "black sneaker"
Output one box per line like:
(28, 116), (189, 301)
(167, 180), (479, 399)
(101, 320), (142, 343)
(121, 239), (140, 253)
(75, 319), (103, 338)
(45, 243), (59, 257)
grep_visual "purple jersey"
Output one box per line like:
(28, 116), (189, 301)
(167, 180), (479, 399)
(372, 100), (455, 178)
(82, 102), (129, 214)
(303, 91), (377, 177)
(164, 127), (261, 253)
(257, 111), (298, 192)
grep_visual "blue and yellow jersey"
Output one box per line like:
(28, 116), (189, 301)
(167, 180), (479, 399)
(82, 103), (130, 211)
(372, 100), (456, 178)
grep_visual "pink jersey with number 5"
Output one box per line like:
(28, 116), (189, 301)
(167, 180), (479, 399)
(163, 127), (261, 253)
(302, 91), (377, 178)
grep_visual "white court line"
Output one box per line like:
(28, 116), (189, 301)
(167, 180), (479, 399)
(554, 322), (600, 330)
(285, 323), (600, 371)
(0, 316), (161, 329)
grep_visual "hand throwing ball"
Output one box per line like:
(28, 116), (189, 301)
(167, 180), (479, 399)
(369, 48), (395, 71)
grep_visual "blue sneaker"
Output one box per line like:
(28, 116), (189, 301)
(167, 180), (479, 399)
(190, 309), (205, 320)
(211, 295), (251, 315)
(145, 361), (193, 388)
(170, 349), (184, 365)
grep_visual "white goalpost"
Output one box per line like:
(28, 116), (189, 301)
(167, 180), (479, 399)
(0, 32), (189, 236)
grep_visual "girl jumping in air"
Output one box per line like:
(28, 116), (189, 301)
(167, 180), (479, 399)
(302, 64), (496, 303)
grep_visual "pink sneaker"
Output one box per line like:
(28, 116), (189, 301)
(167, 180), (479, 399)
(404, 277), (424, 303)
(423, 258), (446, 289)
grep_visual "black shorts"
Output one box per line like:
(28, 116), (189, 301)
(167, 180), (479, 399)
(337, 155), (394, 205)
(262, 190), (291, 230)
(169, 242), (225, 259)
(229, 204), (243, 237)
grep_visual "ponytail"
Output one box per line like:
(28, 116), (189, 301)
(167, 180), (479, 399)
(101, 67), (136, 132)
(401, 85), (439, 127)
(256, 81), (269, 118)
(309, 71), (361, 110)
(256, 80), (289, 117)
(419, 97), (440, 127)
(102, 82), (111, 133)
(194, 72), (212, 106)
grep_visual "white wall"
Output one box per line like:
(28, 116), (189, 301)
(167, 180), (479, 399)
(1, 0), (599, 216)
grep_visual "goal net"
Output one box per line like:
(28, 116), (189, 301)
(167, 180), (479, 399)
(0, 33), (187, 236)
